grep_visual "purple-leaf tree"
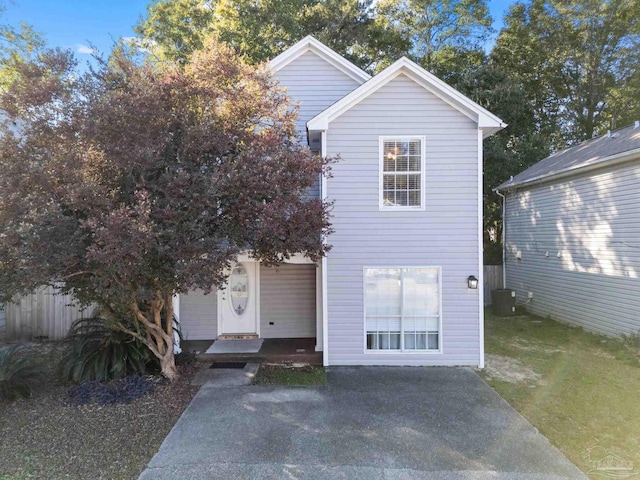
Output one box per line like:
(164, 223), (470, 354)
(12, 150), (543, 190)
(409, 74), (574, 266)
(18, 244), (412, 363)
(0, 41), (333, 380)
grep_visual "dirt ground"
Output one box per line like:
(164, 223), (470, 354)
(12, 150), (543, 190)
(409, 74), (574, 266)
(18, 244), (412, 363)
(0, 341), (201, 479)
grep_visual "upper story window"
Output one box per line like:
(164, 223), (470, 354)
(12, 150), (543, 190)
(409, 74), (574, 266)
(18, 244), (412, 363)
(379, 136), (425, 210)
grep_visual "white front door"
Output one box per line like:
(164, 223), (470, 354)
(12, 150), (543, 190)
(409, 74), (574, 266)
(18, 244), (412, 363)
(218, 261), (258, 335)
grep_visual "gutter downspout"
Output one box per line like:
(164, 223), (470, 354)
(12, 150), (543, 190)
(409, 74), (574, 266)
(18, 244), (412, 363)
(495, 189), (507, 289)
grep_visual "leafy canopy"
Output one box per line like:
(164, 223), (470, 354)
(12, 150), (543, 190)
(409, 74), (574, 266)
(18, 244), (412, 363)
(0, 40), (332, 379)
(492, 0), (640, 144)
(375, 0), (493, 74)
(0, 5), (44, 90)
(136, 0), (404, 71)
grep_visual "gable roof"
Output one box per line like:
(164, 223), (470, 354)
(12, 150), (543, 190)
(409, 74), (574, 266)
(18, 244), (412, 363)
(496, 122), (640, 191)
(269, 36), (371, 84)
(306, 57), (506, 138)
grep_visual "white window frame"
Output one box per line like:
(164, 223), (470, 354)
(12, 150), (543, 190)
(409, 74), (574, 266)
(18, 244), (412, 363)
(379, 136), (426, 211)
(363, 266), (442, 354)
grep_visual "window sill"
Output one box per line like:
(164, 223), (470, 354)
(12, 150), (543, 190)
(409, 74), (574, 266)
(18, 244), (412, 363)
(379, 206), (426, 212)
(364, 349), (442, 355)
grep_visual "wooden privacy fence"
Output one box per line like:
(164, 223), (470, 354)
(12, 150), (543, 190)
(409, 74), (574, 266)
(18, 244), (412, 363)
(484, 265), (504, 305)
(4, 286), (97, 340)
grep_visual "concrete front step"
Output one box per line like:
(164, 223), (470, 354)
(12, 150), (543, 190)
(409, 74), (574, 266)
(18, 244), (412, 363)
(217, 334), (259, 340)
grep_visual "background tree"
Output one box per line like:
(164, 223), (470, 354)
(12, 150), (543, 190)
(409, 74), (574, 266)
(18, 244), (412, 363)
(446, 56), (549, 263)
(0, 40), (332, 379)
(136, 0), (405, 71)
(374, 0), (492, 76)
(0, 4), (44, 89)
(492, 0), (640, 145)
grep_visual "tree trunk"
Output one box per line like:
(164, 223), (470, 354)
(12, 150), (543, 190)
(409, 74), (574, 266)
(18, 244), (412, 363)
(130, 294), (179, 381)
(160, 347), (178, 381)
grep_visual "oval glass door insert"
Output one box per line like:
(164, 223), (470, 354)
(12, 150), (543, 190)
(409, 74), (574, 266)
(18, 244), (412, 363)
(229, 263), (249, 316)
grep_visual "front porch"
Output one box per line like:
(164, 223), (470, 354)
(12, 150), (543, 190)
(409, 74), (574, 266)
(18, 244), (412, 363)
(181, 337), (322, 365)
(175, 259), (325, 360)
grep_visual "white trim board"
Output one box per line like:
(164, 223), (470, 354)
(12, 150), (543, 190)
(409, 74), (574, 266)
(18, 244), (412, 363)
(269, 35), (371, 84)
(477, 129), (485, 369)
(307, 58), (506, 138)
(320, 130), (329, 367)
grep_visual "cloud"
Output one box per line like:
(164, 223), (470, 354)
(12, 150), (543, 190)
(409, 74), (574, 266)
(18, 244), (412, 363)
(77, 45), (95, 55)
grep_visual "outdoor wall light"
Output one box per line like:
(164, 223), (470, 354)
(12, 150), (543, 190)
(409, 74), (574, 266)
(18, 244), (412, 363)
(467, 275), (479, 289)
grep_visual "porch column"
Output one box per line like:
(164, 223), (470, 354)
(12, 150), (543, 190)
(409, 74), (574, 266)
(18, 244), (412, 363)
(315, 262), (323, 352)
(172, 294), (182, 354)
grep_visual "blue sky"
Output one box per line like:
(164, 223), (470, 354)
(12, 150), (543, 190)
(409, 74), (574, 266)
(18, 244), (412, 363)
(3, 0), (516, 58)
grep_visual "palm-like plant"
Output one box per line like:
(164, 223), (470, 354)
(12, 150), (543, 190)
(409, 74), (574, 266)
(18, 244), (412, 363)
(0, 345), (44, 400)
(58, 317), (156, 383)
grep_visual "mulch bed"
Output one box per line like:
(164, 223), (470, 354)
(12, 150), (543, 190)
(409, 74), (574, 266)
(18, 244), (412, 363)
(0, 342), (201, 480)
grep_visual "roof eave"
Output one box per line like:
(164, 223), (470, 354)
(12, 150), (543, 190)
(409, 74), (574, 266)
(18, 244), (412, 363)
(307, 57), (505, 133)
(494, 146), (640, 192)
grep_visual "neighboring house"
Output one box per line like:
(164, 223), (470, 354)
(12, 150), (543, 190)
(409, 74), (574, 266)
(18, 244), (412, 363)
(177, 36), (505, 366)
(496, 123), (640, 336)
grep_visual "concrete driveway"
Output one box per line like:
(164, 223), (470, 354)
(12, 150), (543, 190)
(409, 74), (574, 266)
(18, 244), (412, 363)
(140, 367), (585, 479)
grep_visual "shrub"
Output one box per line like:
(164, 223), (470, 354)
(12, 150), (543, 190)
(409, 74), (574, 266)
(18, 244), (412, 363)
(67, 374), (155, 405)
(58, 317), (158, 383)
(0, 345), (44, 401)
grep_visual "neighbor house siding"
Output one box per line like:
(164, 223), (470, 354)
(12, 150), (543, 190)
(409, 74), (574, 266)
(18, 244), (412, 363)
(325, 74), (481, 366)
(274, 50), (362, 200)
(260, 263), (316, 338)
(179, 289), (217, 340)
(504, 160), (640, 336)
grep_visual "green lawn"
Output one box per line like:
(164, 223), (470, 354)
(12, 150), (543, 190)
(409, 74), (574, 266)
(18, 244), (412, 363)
(252, 364), (327, 386)
(481, 309), (640, 476)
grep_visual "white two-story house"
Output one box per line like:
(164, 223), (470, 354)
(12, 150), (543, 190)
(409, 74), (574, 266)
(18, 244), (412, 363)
(176, 36), (505, 367)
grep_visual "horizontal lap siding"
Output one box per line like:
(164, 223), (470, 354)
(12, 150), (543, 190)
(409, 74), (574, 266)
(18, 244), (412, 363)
(505, 160), (640, 336)
(274, 51), (362, 200)
(179, 289), (217, 340)
(326, 74), (481, 366)
(260, 264), (316, 338)
(274, 51), (361, 137)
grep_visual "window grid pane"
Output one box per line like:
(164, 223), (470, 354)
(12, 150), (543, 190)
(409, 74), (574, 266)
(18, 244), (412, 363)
(366, 267), (440, 352)
(381, 138), (423, 208)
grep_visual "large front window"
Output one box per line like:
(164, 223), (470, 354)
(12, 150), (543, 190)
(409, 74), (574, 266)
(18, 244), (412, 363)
(365, 267), (440, 352)
(380, 137), (425, 210)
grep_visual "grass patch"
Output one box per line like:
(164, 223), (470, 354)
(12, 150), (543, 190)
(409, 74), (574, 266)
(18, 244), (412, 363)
(481, 309), (640, 476)
(253, 364), (327, 386)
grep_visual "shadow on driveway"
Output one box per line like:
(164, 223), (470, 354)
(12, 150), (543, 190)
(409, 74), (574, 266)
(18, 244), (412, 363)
(139, 367), (585, 479)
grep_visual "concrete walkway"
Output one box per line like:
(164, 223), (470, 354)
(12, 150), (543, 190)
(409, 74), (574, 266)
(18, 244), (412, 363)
(140, 367), (586, 480)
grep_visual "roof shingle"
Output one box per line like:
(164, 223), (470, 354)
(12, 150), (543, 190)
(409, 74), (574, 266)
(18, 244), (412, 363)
(496, 123), (640, 190)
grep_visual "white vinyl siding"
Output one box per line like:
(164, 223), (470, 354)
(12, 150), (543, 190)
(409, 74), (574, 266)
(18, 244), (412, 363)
(325, 73), (481, 366)
(274, 49), (362, 201)
(179, 289), (217, 340)
(364, 267), (441, 352)
(380, 137), (425, 210)
(504, 159), (640, 336)
(274, 50), (362, 139)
